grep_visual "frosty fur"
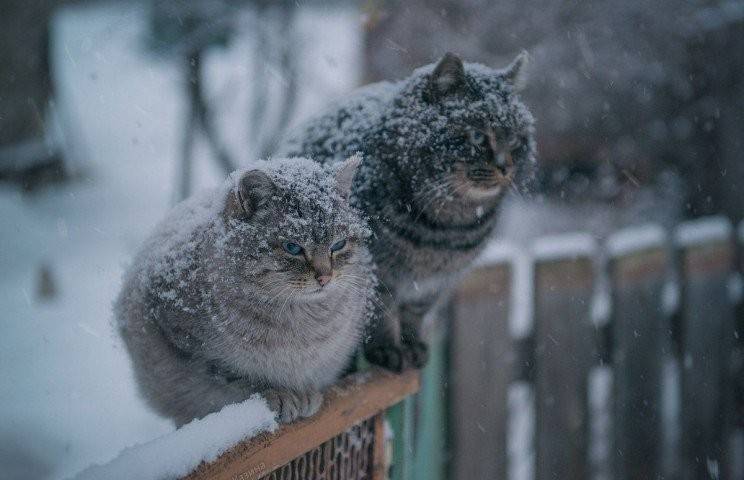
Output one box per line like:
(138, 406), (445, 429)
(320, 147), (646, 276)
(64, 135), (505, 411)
(279, 53), (536, 371)
(116, 157), (375, 426)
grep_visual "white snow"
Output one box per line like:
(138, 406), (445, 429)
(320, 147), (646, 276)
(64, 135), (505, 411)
(590, 278), (612, 327)
(606, 223), (666, 258)
(476, 241), (519, 267)
(510, 251), (535, 339)
(728, 273), (744, 304)
(587, 366), (613, 480)
(474, 242), (534, 339)
(507, 381), (535, 480)
(674, 215), (732, 247)
(661, 279), (681, 316)
(69, 395), (277, 480)
(0, 3), (362, 479)
(531, 231), (597, 261)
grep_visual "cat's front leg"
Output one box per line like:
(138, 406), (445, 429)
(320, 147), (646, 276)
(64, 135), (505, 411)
(261, 388), (323, 424)
(364, 293), (407, 372)
(398, 301), (430, 369)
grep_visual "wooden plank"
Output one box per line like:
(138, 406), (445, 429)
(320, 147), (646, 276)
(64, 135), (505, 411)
(450, 264), (513, 480)
(412, 315), (448, 480)
(532, 239), (596, 480)
(608, 228), (668, 479)
(184, 368), (420, 480)
(675, 217), (736, 480)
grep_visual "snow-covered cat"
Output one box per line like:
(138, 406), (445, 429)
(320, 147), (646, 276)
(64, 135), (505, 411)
(279, 53), (536, 371)
(116, 157), (374, 426)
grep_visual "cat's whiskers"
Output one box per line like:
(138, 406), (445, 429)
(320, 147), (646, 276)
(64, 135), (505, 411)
(413, 177), (455, 222)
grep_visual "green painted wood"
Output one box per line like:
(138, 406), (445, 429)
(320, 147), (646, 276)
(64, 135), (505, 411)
(388, 394), (415, 480)
(412, 320), (448, 480)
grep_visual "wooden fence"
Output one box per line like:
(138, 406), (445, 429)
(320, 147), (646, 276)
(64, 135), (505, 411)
(448, 216), (744, 480)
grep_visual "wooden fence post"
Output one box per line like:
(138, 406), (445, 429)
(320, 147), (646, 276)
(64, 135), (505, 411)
(607, 225), (668, 479)
(449, 245), (514, 480)
(675, 216), (736, 480)
(532, 234), (597, 480)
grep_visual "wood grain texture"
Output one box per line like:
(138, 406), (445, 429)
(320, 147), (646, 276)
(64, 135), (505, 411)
(610, 247), (668, 479)
(533, 257), (595, 480)
(450, 264), (512, 480)
(183, 369), (420, 480)
(678, 240), (736, 480)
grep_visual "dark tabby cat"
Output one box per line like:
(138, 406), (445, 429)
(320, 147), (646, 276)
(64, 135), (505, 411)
(116, 157), (375, 426)
(278, 53), (536, 371)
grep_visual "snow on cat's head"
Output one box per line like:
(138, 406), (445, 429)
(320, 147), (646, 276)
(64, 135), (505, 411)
(221, 156), (371, 301)
(387, 52), (536, 202)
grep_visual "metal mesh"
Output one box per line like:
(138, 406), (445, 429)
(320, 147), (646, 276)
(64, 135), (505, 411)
(263, 417), (377, 480)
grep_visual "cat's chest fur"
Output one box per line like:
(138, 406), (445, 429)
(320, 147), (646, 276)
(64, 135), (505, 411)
(211, 294), (363, 390)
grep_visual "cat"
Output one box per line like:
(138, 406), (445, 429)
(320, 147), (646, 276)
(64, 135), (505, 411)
(115, 156), (375, 426)
(278, 52), (536, 371)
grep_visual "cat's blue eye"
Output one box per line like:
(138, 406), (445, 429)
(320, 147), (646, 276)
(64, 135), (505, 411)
(468, 130), (486, 145)
(330, 239), (347, 253)
(282, 242), (303, 255)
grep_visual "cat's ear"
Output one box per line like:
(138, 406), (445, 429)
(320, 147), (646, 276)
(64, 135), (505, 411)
(428, 52), (466, 100)
(227, 169), (275, 219)
(334, 154), (362, 200)
(501, 50), (529, 91)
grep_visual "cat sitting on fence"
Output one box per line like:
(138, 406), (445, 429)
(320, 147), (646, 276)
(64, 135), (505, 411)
(116, 156), (375, 426)
(279, 52), (536, 371)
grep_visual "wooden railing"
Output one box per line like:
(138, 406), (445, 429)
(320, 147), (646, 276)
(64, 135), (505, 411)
(184, 369), (420, 480)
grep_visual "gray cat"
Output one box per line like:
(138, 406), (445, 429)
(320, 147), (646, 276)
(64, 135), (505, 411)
(279, 53), (536, 371)
(115, 156), (374, 426)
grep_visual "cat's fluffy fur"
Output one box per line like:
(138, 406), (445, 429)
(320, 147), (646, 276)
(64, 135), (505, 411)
(116, 157), (374, 426)
(279, 53), (536, 371)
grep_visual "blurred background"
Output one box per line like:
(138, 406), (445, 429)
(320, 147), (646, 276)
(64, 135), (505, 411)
(1, 0), (742, 479)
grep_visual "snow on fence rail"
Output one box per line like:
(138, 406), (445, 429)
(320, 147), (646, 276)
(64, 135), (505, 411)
(74, 369), (418, 480)
(449, 215), (744, 480)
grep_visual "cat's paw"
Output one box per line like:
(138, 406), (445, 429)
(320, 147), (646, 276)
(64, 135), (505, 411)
(365, 343), (405, 372)
(262, 389), (323, 424)
(402, 339), (429, 369)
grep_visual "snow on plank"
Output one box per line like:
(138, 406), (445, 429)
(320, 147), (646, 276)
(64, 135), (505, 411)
(531, 232), (597, 261)
(607, 223), (667, 258)
(674, 215), (732, 247)
(70, 395), (277, 480)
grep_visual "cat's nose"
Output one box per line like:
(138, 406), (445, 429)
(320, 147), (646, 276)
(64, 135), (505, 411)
(316, 274), (332, 287)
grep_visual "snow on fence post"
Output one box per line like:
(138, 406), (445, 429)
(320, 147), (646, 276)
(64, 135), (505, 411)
(606, 224), (668, 479)
(531, 233), (597, 480)
(674, 216), (737, 480)
(449, 243), (517, 480)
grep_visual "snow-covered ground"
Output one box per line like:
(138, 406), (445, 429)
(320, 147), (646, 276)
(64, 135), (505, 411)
(0, 4), (362, 479)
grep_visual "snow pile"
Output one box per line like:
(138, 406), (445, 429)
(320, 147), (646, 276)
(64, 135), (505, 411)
(69, 395), (277, 480)
(674, 215), (732, 247)
(606, 223), (667, 258)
